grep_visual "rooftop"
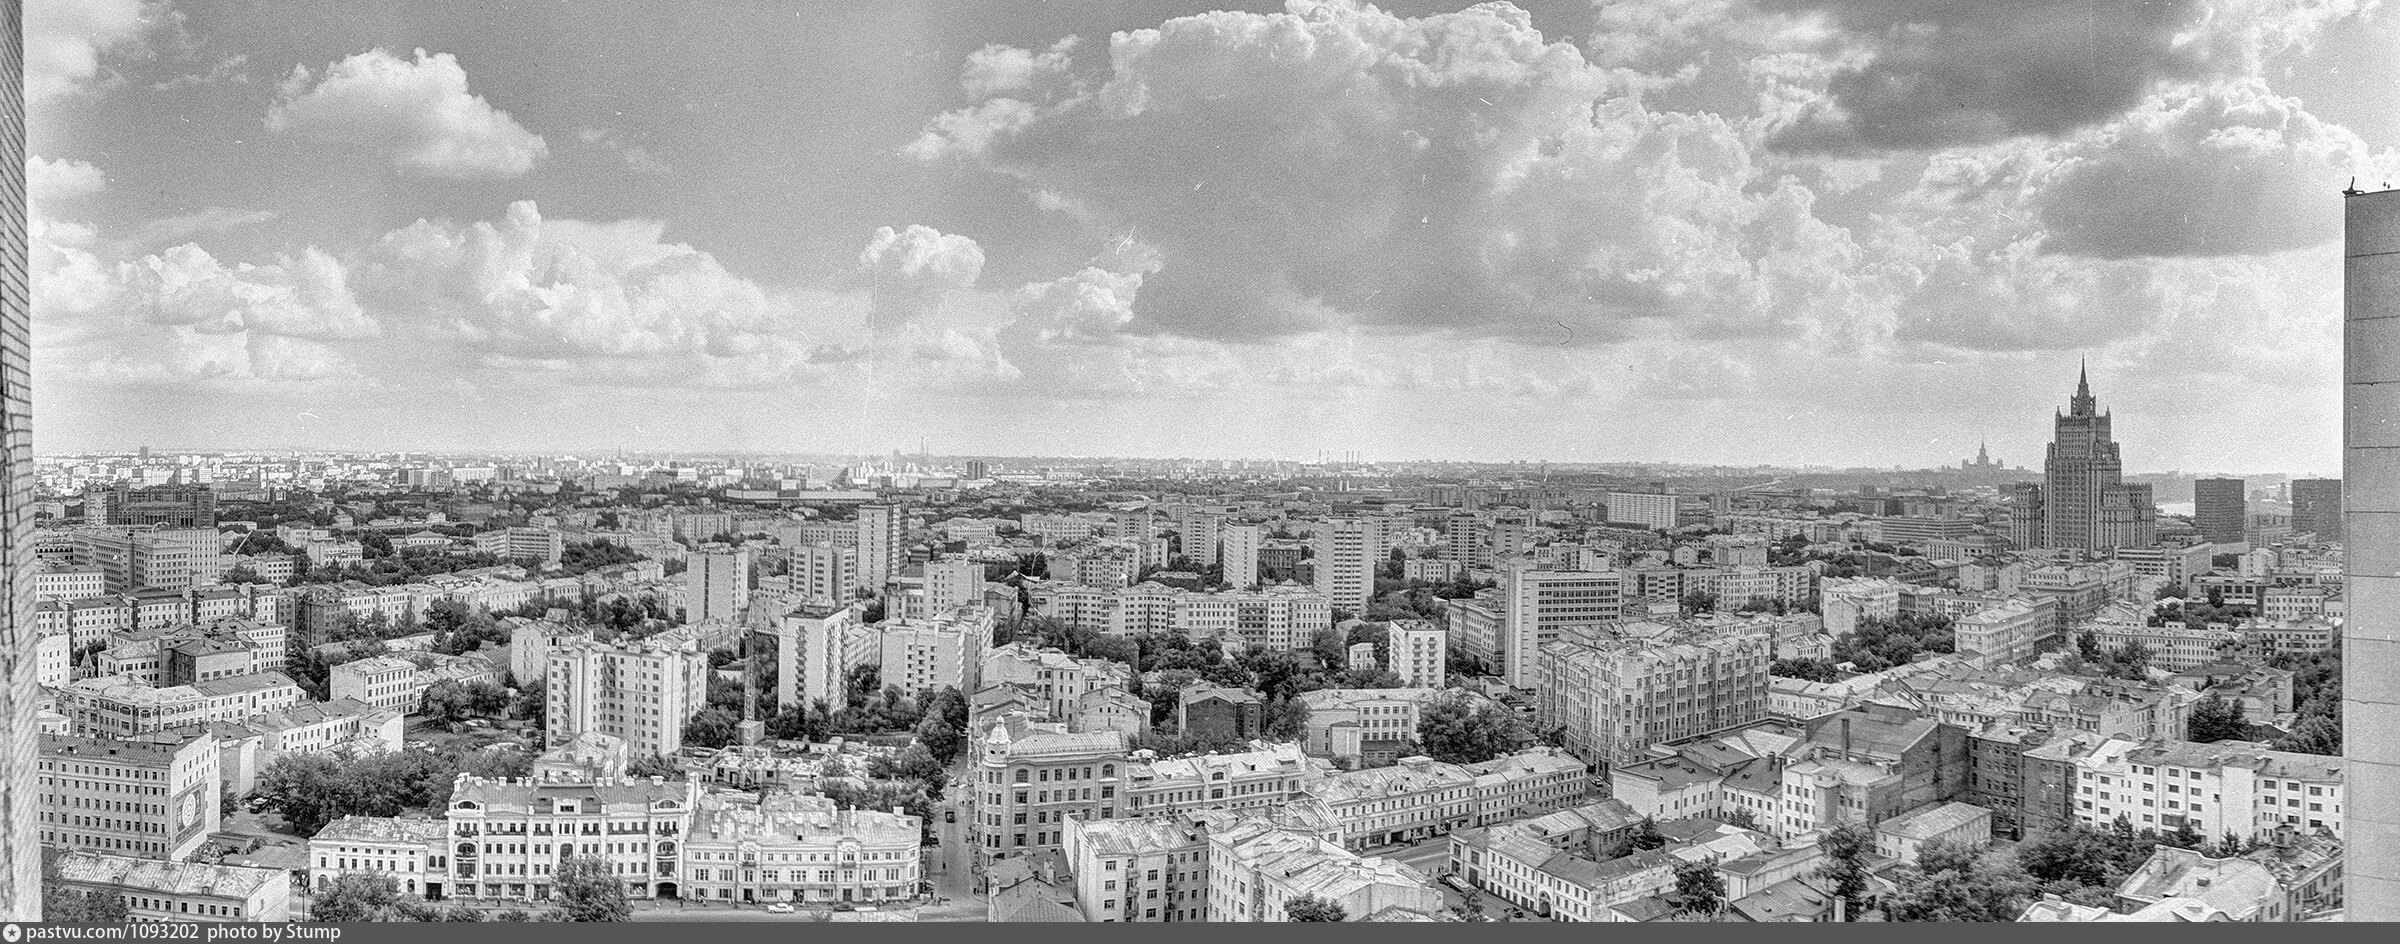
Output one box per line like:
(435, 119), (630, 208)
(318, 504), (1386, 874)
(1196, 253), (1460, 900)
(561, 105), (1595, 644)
(49, 851), (284, 901)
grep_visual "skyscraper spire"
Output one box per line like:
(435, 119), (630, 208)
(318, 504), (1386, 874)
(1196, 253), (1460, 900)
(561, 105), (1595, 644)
(2069, 360), (2097, 417)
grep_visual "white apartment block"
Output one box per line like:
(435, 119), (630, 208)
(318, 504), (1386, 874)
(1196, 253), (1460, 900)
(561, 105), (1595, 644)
(38, 730), (221, 861)
(789, 542), (857, 604)
(1062, 814), (1212, 923)
(36, 564), (106, 603)
(686, 545), (752, 624)
(1820, 577), (1906, 638)
(1039, 583), (1332, 651)
(924, 557), (986, 614)
(1388, 619), (1446, 688)
(37, 631), (70, 687)
(856, 504), (905, 595)
(1221, 525), (1264, 590)
(56, 673), (303, 738)
(2070, 737), (2344, 842)
(981, 643), (1133, 718)
(1604, 492), (1679, 531)
(1952, 596), (2057, 666)
(1314, 517), (1385, 618)
(546, 627), (713, 759)
(876, 604), (996, 699)
(1295, 688), (1442, 760)
(1500, 564), (1623, 689)
(329, 656), (419, 714)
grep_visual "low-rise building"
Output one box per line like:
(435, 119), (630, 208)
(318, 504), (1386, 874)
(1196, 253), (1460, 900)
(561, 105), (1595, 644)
(307, 816), (451, 900)
(1205, 817), (1440, 922)
(680, 791), (922, 905)
(1305, 755), (1478, 851)
(48, 851), (291, 922)
(440, 770), (699, 901)
(1873, 801), (1992, 863)
(1123, 742), (1318, 819)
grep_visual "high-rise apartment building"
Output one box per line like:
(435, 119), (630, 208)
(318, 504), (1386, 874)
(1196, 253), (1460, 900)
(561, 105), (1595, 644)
(71, 528), (224, 594)
(1220, 524), (1262, 590)
(685, 544), (751, 623)
(2342, 185), (2400, 920)
(1603, 492), (1678, 531)
(1313, 517), (1383, 618)
(876, 604), (995, 698)
(0, 4), (33, 905)
(545, 627), (712, 759)
(2291, 478), (2343, 542)
(1388, 619), (1446, 689)
(1498, 563), (1623, 689)
(790, 541), (855, 604)
(923, 557), (985, 614)
(771, 601), (868, 712)
(2194, 477), (2247, 545)
(856, 503), (904, 596)
(2042, 367), (2156, 552)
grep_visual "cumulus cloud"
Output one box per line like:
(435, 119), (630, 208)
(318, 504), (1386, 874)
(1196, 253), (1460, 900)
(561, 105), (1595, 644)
(28, 157), (109, 208)
(961, 38), (1079, 98)
(858, 225), (987, 327)
(25, 0), (151, 104)
(267, 48), (550, 180)
(578, 128), (674, 177)
(2030, 80), (2399, 258)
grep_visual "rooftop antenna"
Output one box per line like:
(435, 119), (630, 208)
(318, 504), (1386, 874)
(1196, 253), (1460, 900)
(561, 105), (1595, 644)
(2347, 177), (2363, 196)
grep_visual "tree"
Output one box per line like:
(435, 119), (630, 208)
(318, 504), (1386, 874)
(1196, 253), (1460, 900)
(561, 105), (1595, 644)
(2185, 694), (2248, 743)
(1283, 894), (1347, 922)
(1679, 590), (1719, 617)
(682, 707), (740, 749)
(1673, 859), (1726, 916)
(914, 714), (964, 765)
(1881, 841), (2033, 923)
(42, 882), (131, 924)
(1263, 697), (1311, 740)
(1630, 816), (1667, 851)
(551, 856), (632, 921)
(1416, 695), (1529, 764)
(1718, 807), (1759, 831)
(1770, 658), (1841, 682)
(309, 872), (409, 922)
(2075, 631), (2104, 664)
(1818, 823), (1874, 920)
(626, 753), (683, 780)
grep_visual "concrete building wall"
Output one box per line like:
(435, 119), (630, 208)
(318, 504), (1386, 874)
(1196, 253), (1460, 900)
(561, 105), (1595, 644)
(0, 1), (39, 916)
(2344, 186), (2400, 921)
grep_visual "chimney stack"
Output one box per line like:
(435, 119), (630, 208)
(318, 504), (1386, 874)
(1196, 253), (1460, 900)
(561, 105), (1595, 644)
(1841, 717), (1853, 758)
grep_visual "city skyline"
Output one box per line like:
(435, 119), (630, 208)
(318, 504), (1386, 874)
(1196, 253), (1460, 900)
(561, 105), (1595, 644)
(29, 1), (2398, 469)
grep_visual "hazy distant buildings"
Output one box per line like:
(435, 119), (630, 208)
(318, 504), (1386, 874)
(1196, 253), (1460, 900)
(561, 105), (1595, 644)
(2194, 478), (2247, 545)
(2042, 367), (2156, 552)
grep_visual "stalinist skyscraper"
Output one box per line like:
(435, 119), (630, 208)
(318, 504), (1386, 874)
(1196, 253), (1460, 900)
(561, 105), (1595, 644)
(2042, 364), (2155, 552)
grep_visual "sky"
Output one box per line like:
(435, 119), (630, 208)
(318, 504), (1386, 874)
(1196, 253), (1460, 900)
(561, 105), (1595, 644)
(24, 0), (2398, 473)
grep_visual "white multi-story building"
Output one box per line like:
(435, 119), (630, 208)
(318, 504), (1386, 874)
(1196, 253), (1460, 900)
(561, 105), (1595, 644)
(686, 544), (752, 624)
(1314, 517), (1384, 618)
(1221, 525), (1264, 590)
(441, 771), (699, 901)
(1820, 577), (1907, 638)
(681, 791), (922, 905)
(1499, 564), (1623, 689)
(790, 542), (857, 604)
(1061, 813), (1213, 923)
(876, 604), (996, 699)
(1603, 492), (1679, 531)
(1205, 817), (1440, 922)
(37, 730), (221, 861)
(329, 656), (418, 714)
(308, 816), (451, 900)
(546, 627), (713, 760)
(35, 564), (106, 603)
(1304, 756), (1479, 851)
(772, 601), (870, 712)
(1952, 596), (2057, 666)
(856, 504), (905, 595)
(1387, 619), (1446, 688)
(56, 673), (303, 738)
(923, 557), (985, 614)
(2070, 737), (2344, 842)
(981, 643), (1133, 719)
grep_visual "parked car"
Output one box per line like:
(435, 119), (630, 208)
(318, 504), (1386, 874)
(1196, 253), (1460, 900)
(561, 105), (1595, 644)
(765, 903), (793, 915)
